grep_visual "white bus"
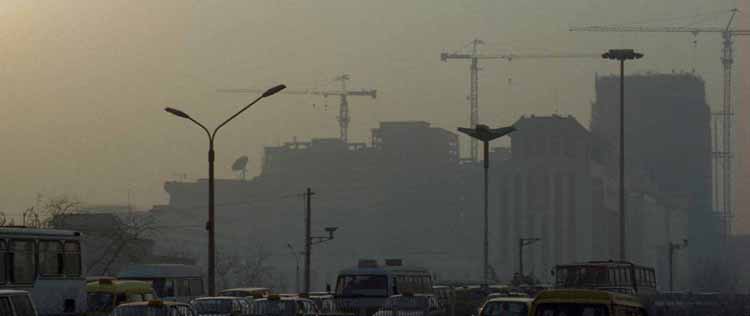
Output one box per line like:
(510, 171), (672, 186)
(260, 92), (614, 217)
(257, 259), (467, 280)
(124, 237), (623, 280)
(0, 227), (86, 316)
(334, 259), (433, 316)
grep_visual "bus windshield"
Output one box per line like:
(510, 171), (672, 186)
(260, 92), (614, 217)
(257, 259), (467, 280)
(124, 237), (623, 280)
(534, 304), (609, 316)
(383, 296), (428, 310)
(336, 275), (388, 297)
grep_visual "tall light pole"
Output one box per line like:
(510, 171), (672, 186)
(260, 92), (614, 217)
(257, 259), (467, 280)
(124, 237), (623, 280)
(602, 49), (643, 261)
(164, 84), (286, 295)
(668, 239), (688, 292)
(457, 124), (516, 287)
(518, 237), (541, 278)
(287, 243), (301, 293)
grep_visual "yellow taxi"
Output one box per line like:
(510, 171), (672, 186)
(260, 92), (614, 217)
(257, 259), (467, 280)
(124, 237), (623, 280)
(86, 279), (157, 316)
(530, 289), (645, 316)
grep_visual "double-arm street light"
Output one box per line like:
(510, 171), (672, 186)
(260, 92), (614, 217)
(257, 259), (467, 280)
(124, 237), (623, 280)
(602, 49), (643, 261)
(165, 84), (286, 295)
(518, 237), (541, 278)
(287, 243), (301, 293)
(457, 124), (516, 288)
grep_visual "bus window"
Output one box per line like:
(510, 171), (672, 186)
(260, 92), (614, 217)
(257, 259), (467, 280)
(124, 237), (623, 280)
(177, 279), (190, 297)
(0, 240), (6, 284)
(165, 279), (176, 297)
(11, 240), (35, 284)
(39, 240), (63, 276)
(189, 278), (204, 296)
(63, 241), (82, 276)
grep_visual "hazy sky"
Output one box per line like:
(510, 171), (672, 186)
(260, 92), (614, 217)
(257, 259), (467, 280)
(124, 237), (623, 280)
(1, 0), (747, 231)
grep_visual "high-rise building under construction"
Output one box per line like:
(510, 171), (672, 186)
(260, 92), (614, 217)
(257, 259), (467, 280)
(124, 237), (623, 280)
(591, 72), (717, 271)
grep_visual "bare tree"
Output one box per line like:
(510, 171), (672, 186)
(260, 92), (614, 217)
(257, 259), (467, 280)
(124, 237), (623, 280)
(213, 242), (275, 290)
(82, 210), (157, 275)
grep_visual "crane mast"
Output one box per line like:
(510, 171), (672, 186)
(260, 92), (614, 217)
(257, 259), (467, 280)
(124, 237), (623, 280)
(570, 8), (750, 240)
(218, 74), (376, 143)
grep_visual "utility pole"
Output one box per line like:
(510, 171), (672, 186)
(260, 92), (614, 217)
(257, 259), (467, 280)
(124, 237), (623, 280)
(518, 238), (541, 277)
(668, 239), (688, 291)
(304, 187), (314, 295)
(302, 187), (337, 295)
(287, 243), (301, 293)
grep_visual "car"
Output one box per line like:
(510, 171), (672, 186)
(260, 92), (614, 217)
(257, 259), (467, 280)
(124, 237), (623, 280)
(112, 300), (197, 316)
(0, 290), (38, 316)
(191, 296), (252, 316)
(477, 297), (532, 316)
(372, 294), (442, 316)
(248, 295), (319, 316)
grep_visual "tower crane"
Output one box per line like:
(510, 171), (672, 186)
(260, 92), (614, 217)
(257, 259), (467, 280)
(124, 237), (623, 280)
(570, 9), (750, 238)
(219, 74), (376, 142)
(441, 38), (600, 161)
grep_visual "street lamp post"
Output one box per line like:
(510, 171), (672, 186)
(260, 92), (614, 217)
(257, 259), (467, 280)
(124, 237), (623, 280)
(602, 49), (643, 261)
(287, 243), (301, 293)
(164, 84), (286, 295)
(518, 238), (541, 278)
(668, 239), (688, 292)
(457, 124), (516, 287)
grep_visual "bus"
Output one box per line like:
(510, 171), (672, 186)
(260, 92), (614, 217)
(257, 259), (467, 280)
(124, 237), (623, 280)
(0, 227), (87, 316)
(553, 261), (656, 295)
(333, 259), (433, 316)
(117, 264), (204, 302)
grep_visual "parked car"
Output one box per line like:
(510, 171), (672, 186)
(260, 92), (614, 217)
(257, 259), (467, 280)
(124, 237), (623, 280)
(372, 294), (442, 316)
(0, 290), (38, 316)
(248, 295), (319, 316)
(191, 296), (251, 316)
(477, 297), (532, 316)
(112, 300), (197, 316)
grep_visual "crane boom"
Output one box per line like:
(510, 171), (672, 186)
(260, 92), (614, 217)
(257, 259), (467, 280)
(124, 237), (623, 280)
(218, 75), (375, 142)
(441, 38), (600, 160)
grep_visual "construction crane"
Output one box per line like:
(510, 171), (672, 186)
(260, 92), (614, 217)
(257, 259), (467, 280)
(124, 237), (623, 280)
(219, 74), (376, 142)
(441, 38), (600, 161)
(570, 8), (750, 239)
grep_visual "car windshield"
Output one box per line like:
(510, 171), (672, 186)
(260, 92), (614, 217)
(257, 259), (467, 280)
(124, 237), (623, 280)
(192, 299), (233, 314)
(249, 300), (297, 316)
(383, 296), (428, 310)
(336, 275), (388, 297)
(535, 304), (609, 316)
(482, 302), (528, 316)
(88, 293), (114, 312)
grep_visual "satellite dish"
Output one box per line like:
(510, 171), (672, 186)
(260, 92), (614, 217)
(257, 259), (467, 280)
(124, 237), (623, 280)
(231, 156), (249, 180)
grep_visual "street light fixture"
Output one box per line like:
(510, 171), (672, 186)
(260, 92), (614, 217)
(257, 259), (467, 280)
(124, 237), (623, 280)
(518, 238), (541, 278)
(457, 124), (516, 288)
(164, 83), (286, 295)
(602, 49), (643, 261)
(668, 239), (688, 291)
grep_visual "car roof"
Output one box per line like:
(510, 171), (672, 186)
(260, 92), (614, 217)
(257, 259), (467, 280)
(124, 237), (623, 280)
(485, 297), (534, 304)
(193, 296), (240, 301)
(0, 290), (29, 295)
(390, 294), (434, 298)
(221, 287), (270, 292)
(118, 301), (189, 308)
